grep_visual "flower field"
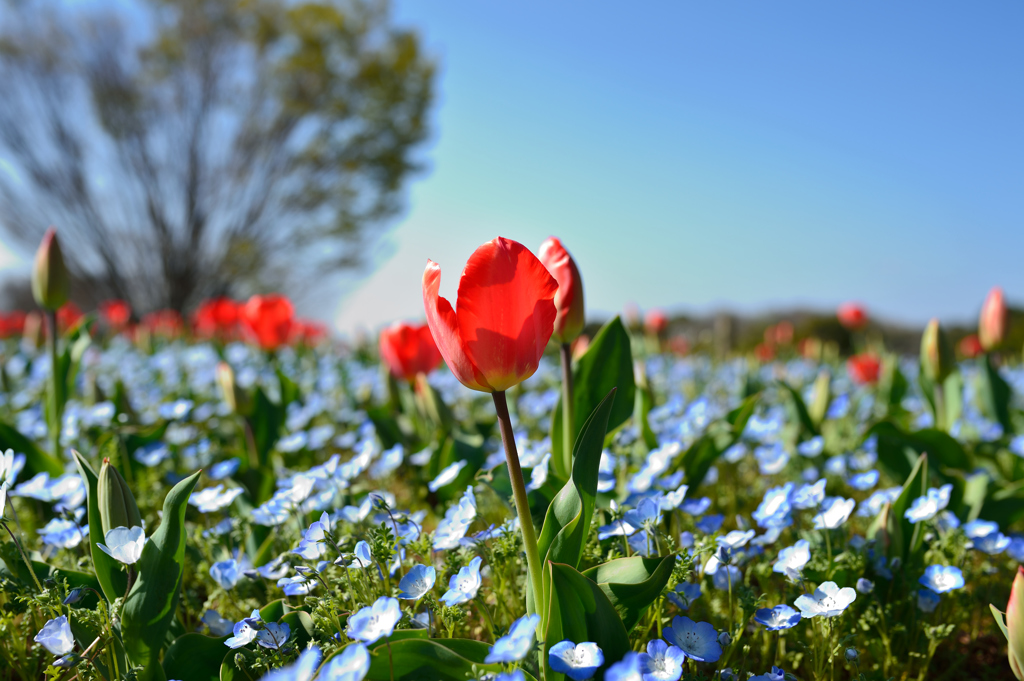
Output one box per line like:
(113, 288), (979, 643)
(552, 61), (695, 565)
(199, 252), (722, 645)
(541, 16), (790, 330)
(1, 234), (1023, 681)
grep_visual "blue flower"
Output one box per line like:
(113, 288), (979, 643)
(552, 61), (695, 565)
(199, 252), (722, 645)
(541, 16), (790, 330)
(666, 582), (702, 610)
(628, 530), (657, 557)
(208, 458), (241, 480)
(397, 564), (435, 600)
(428, 461), (467, 492)
(34, 615), (74, 656)
(794, 581), (856, 618)
(347, 596), (401, 643)
(317, 642), (370, 681)
(440, 556), (483, 606)
(749, 667), (786, 681)
(797, 436), (825, 458)
(256, 621), (290, 649)
(662, 616), (722, 662)
(754, 605), (801, 631)
(225, 610), (261, 648)
(848, 470), (879, 491)
(638, 638), (685, 681)
(260, 645), (321, 681)
(904, 484), (952, 523)
(755, 443), (789, 475)
(773, 539), (810, 577)
(856, 578), (874, 594)
(624, 497), (663, 529)
(485, 614), (540, 663)
(548, 640), (604, 681)
(712, 565), (742, 590)
(791, 479), (826, 509)
(974, 532), (1011, 555)
(189, 484), (244, 513)
(917, 588), (940, 613)
(918, 565), (965, 594)
(963, 519), (998, 538)
(695, 514), (724, 534)
(679, 496), (711, 516)
(717, 530), (755, 550)
(605, 651), (643, 681)
(753, 483), (793, 530)
(813, 497), (855, 530)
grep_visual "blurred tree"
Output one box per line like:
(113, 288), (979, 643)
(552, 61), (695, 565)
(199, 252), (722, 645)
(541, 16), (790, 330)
(0, 0), (434, 313)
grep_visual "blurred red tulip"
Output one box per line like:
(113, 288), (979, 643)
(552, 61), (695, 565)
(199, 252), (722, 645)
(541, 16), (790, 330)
(980, 286), (1007, 351)
(379, 321), (442, 383)
(645, 309), (668, 335)
(837, 302), (868, 331)
(100, 300), (131, 329)
(669, 335), (690, 356)
(194, 297), (240, 339)
(959, 334), (983, 359)
(241, 294), (295, 350)
(0, 311), (26, 339)
(799, 336), (822, 360)
(422, 236), (557, 393)
(571, 333), (590, 360)
(538, 237), (585, 344)
(754, 342), (775, 362)
(774, 321), (794, 345)
(847, 352), (881, 385)
(143, 309), (184, 338)
(292, 320), (328, 347)
(57, 302), (83, 332)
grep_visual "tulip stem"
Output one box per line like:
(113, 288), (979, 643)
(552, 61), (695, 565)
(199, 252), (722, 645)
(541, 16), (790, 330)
(559, 343), (575, 475)
(491, 391), (544, 620)
(46, 309), (61, 461)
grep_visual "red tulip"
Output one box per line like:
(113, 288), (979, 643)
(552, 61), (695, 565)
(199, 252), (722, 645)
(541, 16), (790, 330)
(100, 300), (131, 328)
(538, 237), (585, 344)
(980, 286), (1007, 351)
(754, 342), (775, 362)
(959, 334), (983, 359)
(0, 311), (26, 339)
(56, 302), (83, 332)
(194, 297), (240, 339)
(847, 352), (880, 385)
(422, 237), (557, 393)
(143, 309), (184, 338)
(240, 294), (295, 350)
(645, 309), (668, 335)
(379, 321), (442, 383)
(837, 302), (868, 331)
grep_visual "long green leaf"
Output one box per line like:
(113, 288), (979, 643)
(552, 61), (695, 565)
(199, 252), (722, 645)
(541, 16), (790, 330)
(551, 317), (634, 480)
(162, 634), (228, 681)
(72, 449), (127, 602)
(342, 638), (505, 680)
(887, 453), (928, 564)
(0, 421), (62, 477)
(543, 561), (630, 681)
(776, 380), (818, 437)
(121, 469), (202, 680)
(582, 554), (675, 631)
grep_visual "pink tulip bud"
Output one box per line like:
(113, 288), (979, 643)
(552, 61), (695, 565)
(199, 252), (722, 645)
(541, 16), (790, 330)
(1007, 566), (1024, 679)
(538, 237), (585, 344)
(979, 286), (1007, 351)
(31, 227), (69, 311)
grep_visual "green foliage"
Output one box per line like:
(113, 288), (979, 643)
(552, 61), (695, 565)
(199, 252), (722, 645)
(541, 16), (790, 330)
(582, 554), (675, 632)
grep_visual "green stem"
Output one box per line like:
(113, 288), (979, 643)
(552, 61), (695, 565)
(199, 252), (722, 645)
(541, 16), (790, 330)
(46, 309), (61, 461)
(2, 520), (44, 594)
(492, 391), (544, 623)
(559, 343), (575, 475)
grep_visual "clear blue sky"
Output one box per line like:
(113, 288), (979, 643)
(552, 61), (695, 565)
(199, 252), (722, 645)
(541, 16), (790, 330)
(342, 4), (1020, 332)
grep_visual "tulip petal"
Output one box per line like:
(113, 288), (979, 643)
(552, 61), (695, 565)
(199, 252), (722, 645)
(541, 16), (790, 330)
(455, 237), (558, 392)
(422, 260), (490, 392)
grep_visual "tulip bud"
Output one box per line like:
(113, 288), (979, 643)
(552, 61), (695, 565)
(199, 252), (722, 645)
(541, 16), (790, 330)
(920, 318), (955, 384)
(979, 286), (1008, 351)
(216, 362), (250, 416)
(1008, 566), (1024, 679)
(31, 228), (70, 312)
(97, 458), (142, 536)
(538, 237), (585, 344)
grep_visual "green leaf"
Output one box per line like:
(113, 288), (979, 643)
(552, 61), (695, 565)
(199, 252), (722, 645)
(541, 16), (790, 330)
(776, 381), (818, 436)
(280, 610), (316, 649)
(726, 393), (759, 435)
(532, 390), (616, 611)
(543, 561), (630, 681)
(582, 554), (675, 631)
(72, 449), (127, 602)
(979, 354), (1013, 434)
(551, 317), (634, 480)
(219, 647), (256, 681)
(887, 453), (928, 564)
(992, 604), (1010, 642)
(429, 434), (485, 501)
(70, 617), (127, 681)
(0, 420), (62, 477)
(121, 470), (202, 680)
(343, 638), (504, 680)
(868, 422), (969, 482)
(250, 386), (286, 466)
(163, 634), (228, 681)
(678, 435), (720, 489)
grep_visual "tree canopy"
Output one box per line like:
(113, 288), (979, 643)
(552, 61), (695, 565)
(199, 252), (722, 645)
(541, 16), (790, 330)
(0, 0), (434, 313)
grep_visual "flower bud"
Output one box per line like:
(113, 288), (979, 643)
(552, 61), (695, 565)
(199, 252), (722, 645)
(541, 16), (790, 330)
(979, 286), (1008, 351)
(97, 458), (142, 536)
(1007, 566), (1024, 679)
(920, 318), (955, 384)
(845, 647), (859, 662)
(216, 362), (250, 416)
(62, 587), (85, 605)
(31, 228), (70, 312)
(837, 302), (868, 331)
(538, 237), (585, 344)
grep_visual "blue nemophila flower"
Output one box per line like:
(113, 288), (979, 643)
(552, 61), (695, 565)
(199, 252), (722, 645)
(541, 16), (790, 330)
(662, 616), (722, 662)
(202, 610), (234, 637)
(919, 565), (965, 594)
(225, 610), (261, 648)
(856, 578), (874, 594)
(904, 484), (952, 523)
(348, 541), (374, 569)
(34, 615), (74, 656)
(754, 605), (802, 631)
(638, 638), (686, 681)
(974, 532), (1011, 555)
(857, 487), (901, 517)
(749, 667), (786, 681)
(39, 518), (85, 549)
(348, 596), (401, 643)
(398, 564), (436, 600)
(666, 582), (702, 610)
(548, 640), (604, 681)
(717, 529), (755, 550)
(917, 588), (940, 613)
(772, 539), (810, 578)
(260, 645), (321, 681)
(317, 641), (370, 681)
(813, 497), (855, 530)
(0, 481), (6, 518)
(605, 651), (643, 681)
(189, 484), (244, 513)
(712, 565), (742, 590)
(485, 613), (540, 663)
(792, 479), (826, 509)
(1007, 537), (1024, 562)
(794, 581), (856, 618)
(428, 460), (468, 492)
(963, 519), (998, 538)
(257, 621), (290, 649)
(798, 436), (824, 458)
(679, 496), (711, 516)
(755, 443), (789, 475)
(695, 514), (724, 534)
(97, 526), (146, 565)
(207, 458), (241, 480)
(753, 483), (793, 530)
(624, 497), (663, 529)
(441, 556), (483, 605)
(210, 555), (252, 590)
(848, 470), (879, 491)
